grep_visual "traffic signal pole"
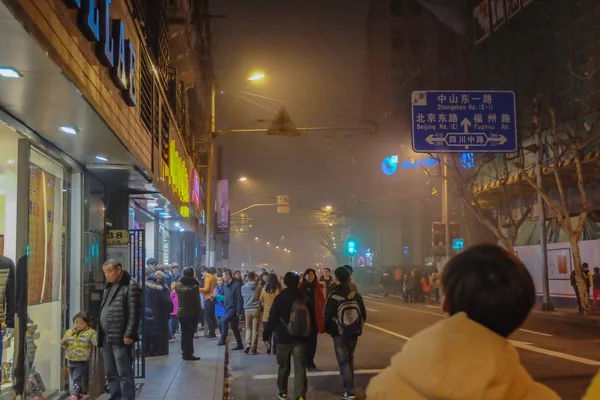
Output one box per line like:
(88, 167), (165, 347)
(442, 155), (451, 261)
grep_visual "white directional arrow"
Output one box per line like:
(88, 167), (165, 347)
(425, 134), (446, 145)
(460, 118), (472, 133)
(487, 135), (507, 145)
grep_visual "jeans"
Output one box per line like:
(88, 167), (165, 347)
(179, 316), (197, 358)
(244, 308), (262, 350)
(276, 343), (307, 399)
(220, 309), (243, 347)
(204, 299), (217, 336)
(68, 360), (89, 396)
(305, 329), (318, 365)
(102, 341), (135, 400)
(170, 315), (178, 338)
(333, 336), (358, 393)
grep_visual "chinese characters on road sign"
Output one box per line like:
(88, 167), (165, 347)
(411, 91), (517, 153)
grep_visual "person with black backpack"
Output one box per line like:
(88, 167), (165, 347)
(325, 267), (367, 400)
(263, 272), (311, 400)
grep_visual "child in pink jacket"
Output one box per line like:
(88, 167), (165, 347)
(169, 282), (179, 341)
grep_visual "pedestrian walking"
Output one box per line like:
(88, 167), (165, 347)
(430, 269), (441, 302)
(200, 266), (218, 339)
(366, 244), (560, 400)
(261, 273), (281, 354)
(144, 271), (172, 356)
(263, 272), (311, 400)
(61, 312), (98, 400)
(217, 269), (244, 350)
(242, 271), (263, 354)
(175, 267), (202, 361)
(403, 270), (416, 303)
(166, 262), (180, 288)
(169, 282), (179, 342)
(381, 269), (392, 298)
(300, 268), (325, 370)
(319, 267), (335, 297)
(325, 267), (367, 400)
(593, 267), (600, 312)
(99, 259), (142, 400)
(393, 267), (403, 294)
(420, 272), (432, 304)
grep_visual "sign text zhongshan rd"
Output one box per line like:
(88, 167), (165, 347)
(411, 91), (517, 153)
(64, 0), (137, 106)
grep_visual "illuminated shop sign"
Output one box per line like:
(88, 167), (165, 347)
(193, 169), (201, 209)
(64, 0), (137, 106)
(162, 140), (190, 205)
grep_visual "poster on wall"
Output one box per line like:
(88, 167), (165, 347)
(474, 1), (492, 44)
(28, 165), (59, 304)
(548, 248), (571, 280)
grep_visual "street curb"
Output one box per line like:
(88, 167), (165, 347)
(531, 309), (600, 327)
(215, 341), (227, 400)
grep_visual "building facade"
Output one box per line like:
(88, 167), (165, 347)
(0, 0), (212, 397)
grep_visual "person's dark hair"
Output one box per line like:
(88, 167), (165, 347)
(210, 267), (217, 274)
(583, 262), (589, 269)
(283, 272), (300, 288)
(323, 267), (331, 273)
(103, 259), (122, 270)
(146, 258), (156, 266)
(217, 268), (223, 276)
(247, 271), (256, 281)
(223, 269), (232, 278)
(334, 266), (351, 284)
(343, 264), (353, 276)
(182, 267), (195, 277)
(302, 268), (317, 285)
(234, 269), (241, 277)
(595, 267), (600, 274)
(201, 266), (211, 274)
(73, 312), (91, 325)
(441, 244), (535, 338)
(265, 273), (282, 294)
(261, 271), (269, 280)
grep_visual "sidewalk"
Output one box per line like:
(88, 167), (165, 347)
(531, 305), (600, 327)
(97, 336), (226, 400)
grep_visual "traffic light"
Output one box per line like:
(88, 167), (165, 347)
(347, 238), (357, 255)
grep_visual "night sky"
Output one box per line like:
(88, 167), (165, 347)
(211, 1), (436, 271)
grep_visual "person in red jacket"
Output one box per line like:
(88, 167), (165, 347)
(300, 268), (325, 370)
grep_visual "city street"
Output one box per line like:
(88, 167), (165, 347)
(228, 295), (600, 400)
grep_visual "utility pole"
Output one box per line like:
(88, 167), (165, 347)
(205, 85), (216, 268)
(534, 98), (553, 311)
(442, 155), (451, 261)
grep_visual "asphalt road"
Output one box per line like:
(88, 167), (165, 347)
(227, 294), (600, 400)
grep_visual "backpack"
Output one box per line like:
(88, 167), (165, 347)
(332, 292), (363, 339)
(285, 297), (311, 337)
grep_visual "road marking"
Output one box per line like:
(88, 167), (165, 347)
(365, 323), (411, 341)
(365, 308), (380, 312)
(366, 300), (554, 337)
(364, 293), (383, 299)
(253, 369), (383, 380)
(509, 340), (600, 366)
(518, 328), (553, 337)
(390, 295), (403, 299)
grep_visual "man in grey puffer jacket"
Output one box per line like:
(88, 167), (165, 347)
(241, 271), (262, 354)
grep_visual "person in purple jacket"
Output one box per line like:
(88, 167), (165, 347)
(169, 282), (179, 342)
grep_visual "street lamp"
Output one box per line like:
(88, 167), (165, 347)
(266, 241), (270, 245)
(255, 237), (259, 240)
(247, 73), (266, 81)
(325, 205), (332, 211)
(238, 176), (248, 182)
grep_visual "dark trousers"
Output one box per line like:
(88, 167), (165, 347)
(305, 329), (318, 365)
(263, 321), (276, 352)
(102, 342), (135, 400)
(143, 333), (159, 357)
(179, 316), (197, 358)
(220, 309), (243, 346)
(276, 343), (307, 399)
(170, 315), (178, 338)
(204, 299), (217, 336)
(333, 336), (357, 393)
(68, 360), (89, 396)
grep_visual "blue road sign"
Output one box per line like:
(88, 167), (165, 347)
(411, 91), (517, 153)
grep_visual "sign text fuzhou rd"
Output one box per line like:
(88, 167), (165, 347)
(411, 91), (517, 153)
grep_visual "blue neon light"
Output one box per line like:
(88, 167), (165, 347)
(382, 155), (399, 175)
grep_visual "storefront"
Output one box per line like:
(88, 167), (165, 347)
(0, 118), (77, 399)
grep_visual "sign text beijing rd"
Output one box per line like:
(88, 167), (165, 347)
(64, 0), (137, 106)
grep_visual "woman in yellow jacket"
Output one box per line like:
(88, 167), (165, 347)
(367, 245), (560, 400)
(260, 273), (281, 354)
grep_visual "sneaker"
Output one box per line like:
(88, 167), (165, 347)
(182, 356), (201, 361)
(206, 334), (217, 340)
(277, 392), (288, 400)
(169, 339), (175, 343)
(306, 362), (317, 370)
(244, 346), (250, 354)
(232, 345), (245, 350)
(266, 344), (272, 354)
(342, 392), (357, 400)
(217, 341), (226, 346)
